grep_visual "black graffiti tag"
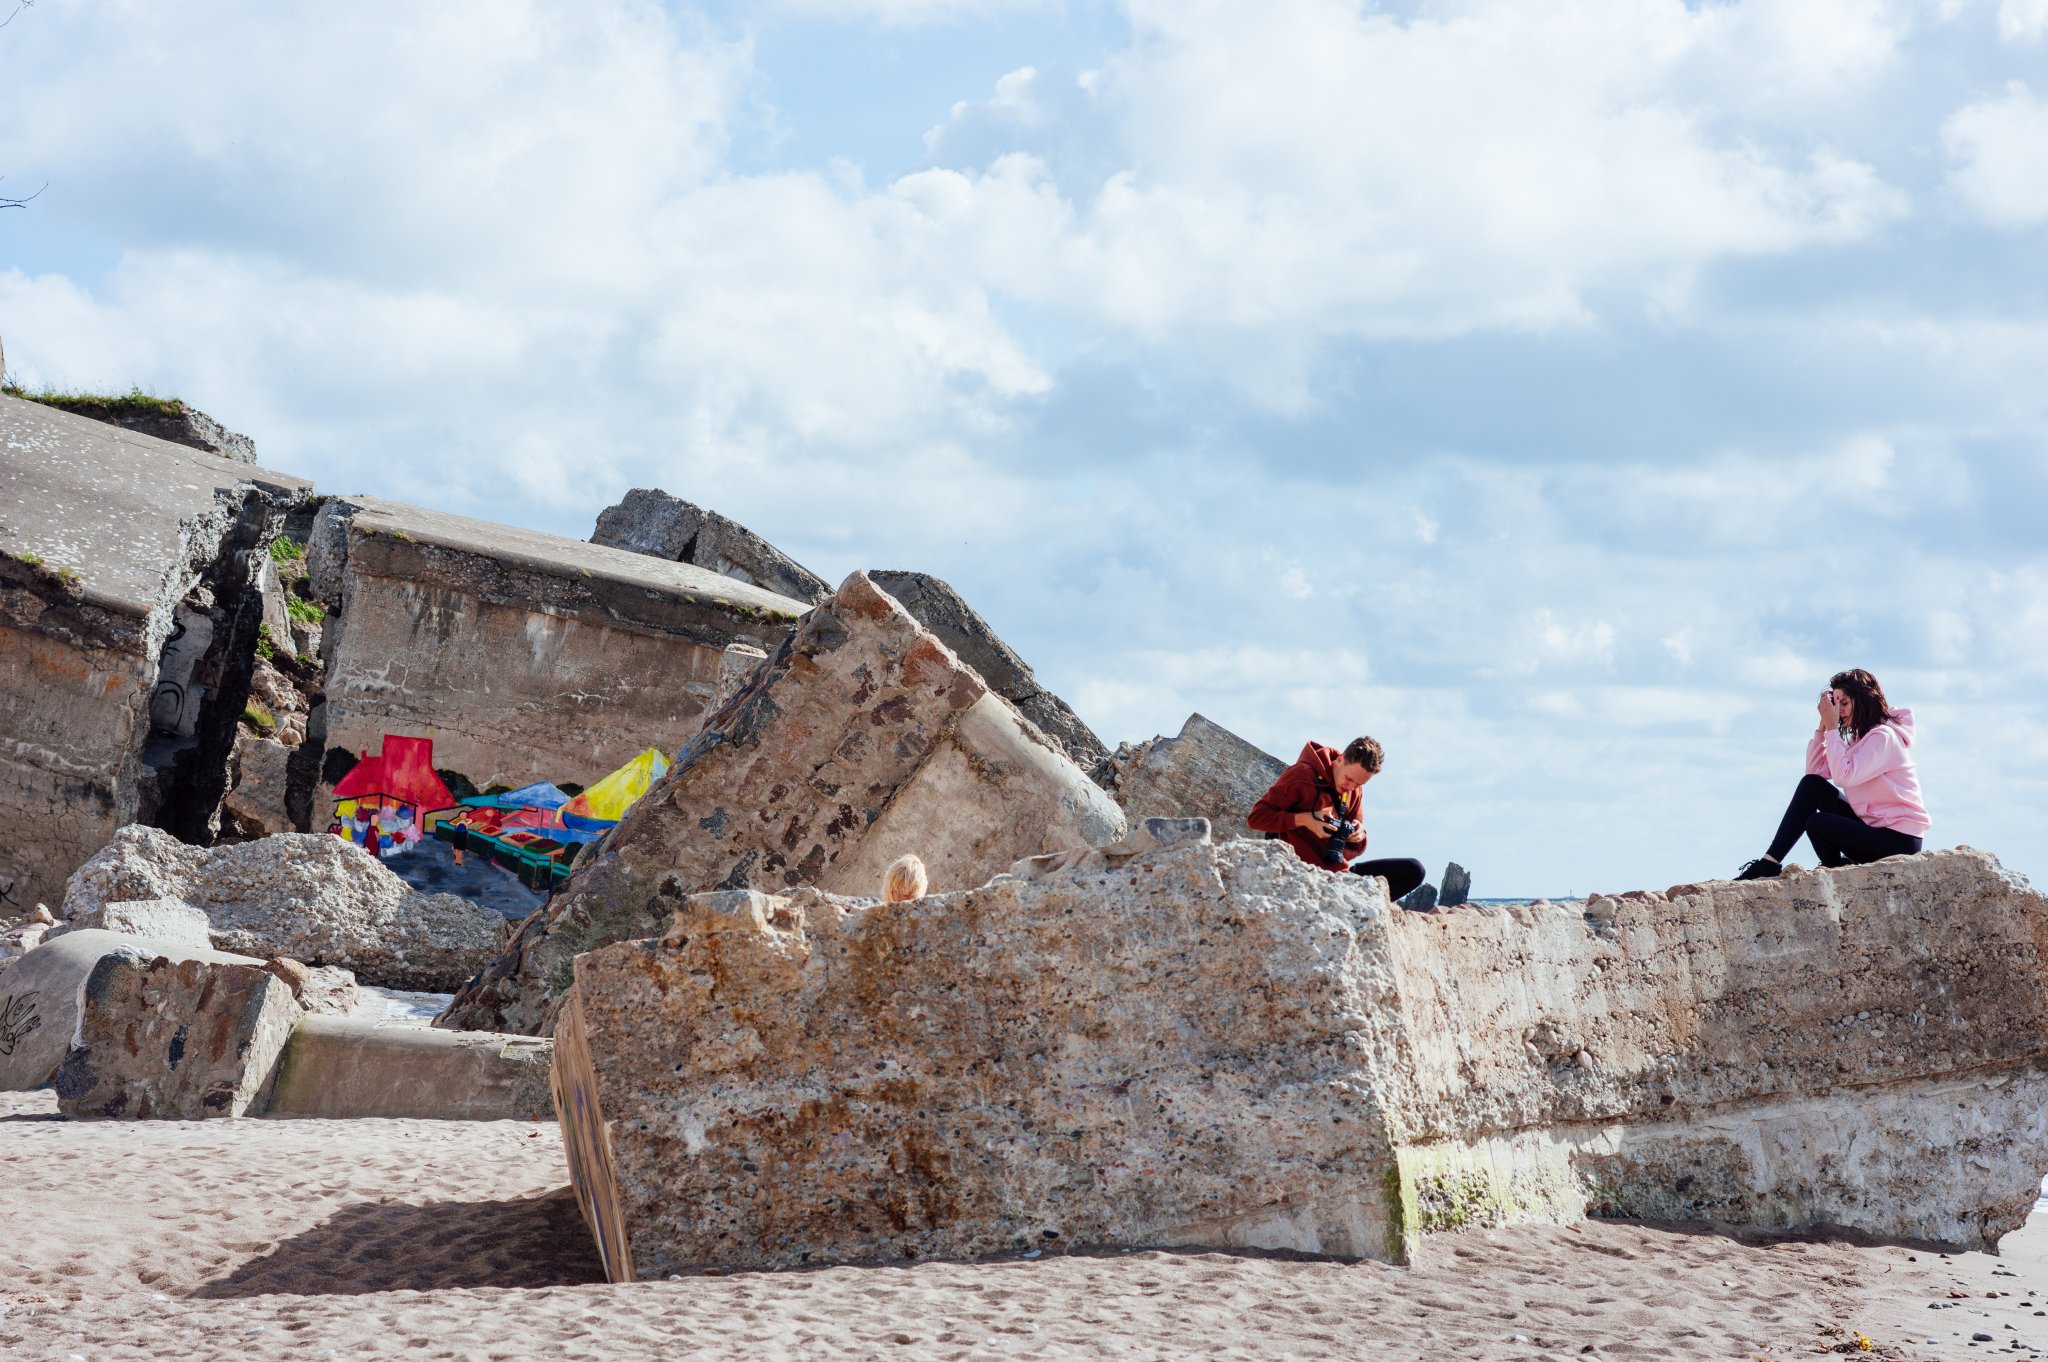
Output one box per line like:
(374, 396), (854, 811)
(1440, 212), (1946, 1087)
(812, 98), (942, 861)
(0, 990), (41, 1056)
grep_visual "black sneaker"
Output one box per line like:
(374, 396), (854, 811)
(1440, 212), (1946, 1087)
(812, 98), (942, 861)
(1733, 858), (1781, 881)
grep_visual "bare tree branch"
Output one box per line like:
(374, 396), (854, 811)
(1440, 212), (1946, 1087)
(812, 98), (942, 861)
(0, 2), (35, 30)
(0, 179), (45, 209)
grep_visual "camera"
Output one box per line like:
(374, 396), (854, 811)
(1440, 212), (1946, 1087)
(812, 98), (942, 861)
(1321, 810), (1358, 867)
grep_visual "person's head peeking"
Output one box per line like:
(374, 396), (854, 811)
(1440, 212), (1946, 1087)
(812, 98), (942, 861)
(1828, 668), (1891, 741)
(882, 853), (928, 904)
(1334, 735), (1383, 794)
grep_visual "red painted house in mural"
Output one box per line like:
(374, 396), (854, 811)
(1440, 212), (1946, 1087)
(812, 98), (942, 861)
(329, 735), (456, 858)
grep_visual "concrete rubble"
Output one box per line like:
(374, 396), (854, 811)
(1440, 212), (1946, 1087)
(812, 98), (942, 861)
(868, 571), (1108, 770)
(13, 392), (258, 464)
(267, 1016), (553, 1120)
(55, 950), (301, 1119)
(547, 839), (2048, 1280)
(440, 571), (1126, 1036)
(0, 392), (311, 912)
(592, 487), (832, 605)
(306, 495), (809, 834)
(1091, 712), (1286, 839)
(62, 825), (509, 991)
(0, 928), (272, 1093)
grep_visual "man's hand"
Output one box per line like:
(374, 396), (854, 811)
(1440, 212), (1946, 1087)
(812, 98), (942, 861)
(1295, 809), (1336, 834)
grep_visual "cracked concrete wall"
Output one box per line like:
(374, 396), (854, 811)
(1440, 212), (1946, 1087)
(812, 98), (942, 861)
(310, 497), (811, 816)
(0, 395), (309, 912)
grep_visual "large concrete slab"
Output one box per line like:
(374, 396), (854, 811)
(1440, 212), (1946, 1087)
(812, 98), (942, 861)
(0, 393), (310, 911)
(267, 1015), (552, 1120)
(549, 842), (2048, 1280)
(309, 495), (810, 834)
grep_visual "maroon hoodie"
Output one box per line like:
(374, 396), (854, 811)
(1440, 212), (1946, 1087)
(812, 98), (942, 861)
(1247, 741), (1368, 870)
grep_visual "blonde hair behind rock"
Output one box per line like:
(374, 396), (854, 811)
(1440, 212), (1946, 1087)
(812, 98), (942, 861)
(882, 854), (928, 904)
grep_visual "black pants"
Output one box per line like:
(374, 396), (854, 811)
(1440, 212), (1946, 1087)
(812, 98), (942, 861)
(1349, 856), (1427, 901)
(1766, 774), (1922, 868)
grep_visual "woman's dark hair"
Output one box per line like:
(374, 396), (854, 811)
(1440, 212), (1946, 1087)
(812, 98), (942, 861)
(1829, 668), (1892, 741)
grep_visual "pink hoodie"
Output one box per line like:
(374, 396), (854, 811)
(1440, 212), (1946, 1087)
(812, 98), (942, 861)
(1804, 708), (1929, 837)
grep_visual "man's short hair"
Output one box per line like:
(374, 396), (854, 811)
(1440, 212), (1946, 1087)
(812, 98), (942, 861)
(1343, 736), (1384, 773)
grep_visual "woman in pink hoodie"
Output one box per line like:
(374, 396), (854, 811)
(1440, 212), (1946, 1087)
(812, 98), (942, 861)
(1735, 668), (1929, 880)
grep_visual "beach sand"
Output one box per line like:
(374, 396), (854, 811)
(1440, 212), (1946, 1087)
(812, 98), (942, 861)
(3, 1088), (2040, 1361)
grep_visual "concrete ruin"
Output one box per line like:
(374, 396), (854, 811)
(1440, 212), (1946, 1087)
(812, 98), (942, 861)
(0, 393), (311, 912)
(548, 839), (2048, 1280)
(267, 1016), (553, 1120)
(1091, 712), (1286, 838)
(441, 571), (1126, 1036)
(6, 391), (258, 463)
(867, 571), (1108, 770)
(306, 495), (810, 841)
(591, 488), (831, 605)
(55, 950), (301, 1119)
(61, 826), (509, 992)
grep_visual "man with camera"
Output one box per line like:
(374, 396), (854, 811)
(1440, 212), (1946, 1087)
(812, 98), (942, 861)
(1247, 735), (1429, 903)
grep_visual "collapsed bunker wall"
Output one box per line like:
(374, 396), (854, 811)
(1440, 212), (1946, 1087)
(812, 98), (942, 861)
(0, 393), (310, 912)
(306, 496), (811, 834)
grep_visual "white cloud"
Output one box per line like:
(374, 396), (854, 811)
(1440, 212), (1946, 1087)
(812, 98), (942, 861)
(1998, 0), (2048, 41)
(1943, 83), (2048, 228)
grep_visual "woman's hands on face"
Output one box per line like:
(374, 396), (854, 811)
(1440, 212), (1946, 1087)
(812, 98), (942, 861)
(1817, 690), (1838, 730)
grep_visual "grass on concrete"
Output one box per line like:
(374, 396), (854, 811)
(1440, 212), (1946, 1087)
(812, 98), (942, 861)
(3, 382), (189, 418)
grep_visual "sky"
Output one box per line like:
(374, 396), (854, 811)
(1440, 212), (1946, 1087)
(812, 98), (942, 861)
(2, 0), (2045, 897)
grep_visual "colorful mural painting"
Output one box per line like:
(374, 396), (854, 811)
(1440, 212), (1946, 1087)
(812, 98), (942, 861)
(329, 736), (670, 900)
(328, 735), (455, 857)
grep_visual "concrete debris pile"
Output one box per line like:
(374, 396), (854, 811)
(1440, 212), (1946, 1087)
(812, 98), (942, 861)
(61, 825), (508, 991)
(1090, 712), (1285, 838)
(0, 392), (311, 910)
(592, 487), (832, 605)
(548, 840), (2048, 1280)
(439, 571), (1125, 1036)
(867, 571), (1108, 770)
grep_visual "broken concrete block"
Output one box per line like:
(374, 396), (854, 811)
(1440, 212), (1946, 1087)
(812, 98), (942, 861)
(307, 495), (809, 828)
(0, 392), (311, 910)
(592, 488), (831, 605)
(1399, 883), (1438, 912)
(1091, 712), (1286, 839)
(440, 571), (1126, 1036)
(223, 731), (295, 838)
(1439, 862), (1472, 907)
(709, 642), (767, 719)
(548, 843), (2048, 1280)
(65, 896), (214, 949)
(266, 1016), (553, 1120)
(867, 570), (1107, 770)
(15, 394), (258, 463)
(62, 825), (508, 991)
(55, 951), (299, 1118)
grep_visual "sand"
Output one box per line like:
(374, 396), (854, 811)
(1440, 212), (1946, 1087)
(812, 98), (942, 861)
(2, 1088), (2041, 1362)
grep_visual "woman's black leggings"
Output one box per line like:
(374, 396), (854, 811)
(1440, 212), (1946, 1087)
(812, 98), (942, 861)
(1767, 774), (1922, 868)
(1349, 856), (1427, 901)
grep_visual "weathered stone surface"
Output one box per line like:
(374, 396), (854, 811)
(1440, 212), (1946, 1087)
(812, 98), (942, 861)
(64, 895), (214, 948)
(550, 844), (2048, 1280)
(55, 951), (299, 1118)
(267, 1016), (553, 1120)
(308, 495), (808, 821)
(1398, 882), (1439, 912)
(19, 396), (258, 463)
(223, 731), (295, 838)
(442, 571), (1126, 1036)
(0, 393), (310, 909)
(1090, 712), (1286, 839)
(866, 571), (1107, 770)
(61, 825), (508, 991)
(0, 930), (266, 1092)
(592, 488), (831, 605)
(1438, 862), (1471, 907)
(295, 964), (362, 1016)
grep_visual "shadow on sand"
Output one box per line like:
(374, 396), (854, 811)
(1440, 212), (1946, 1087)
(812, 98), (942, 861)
(193, 1187), (607, 1297)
